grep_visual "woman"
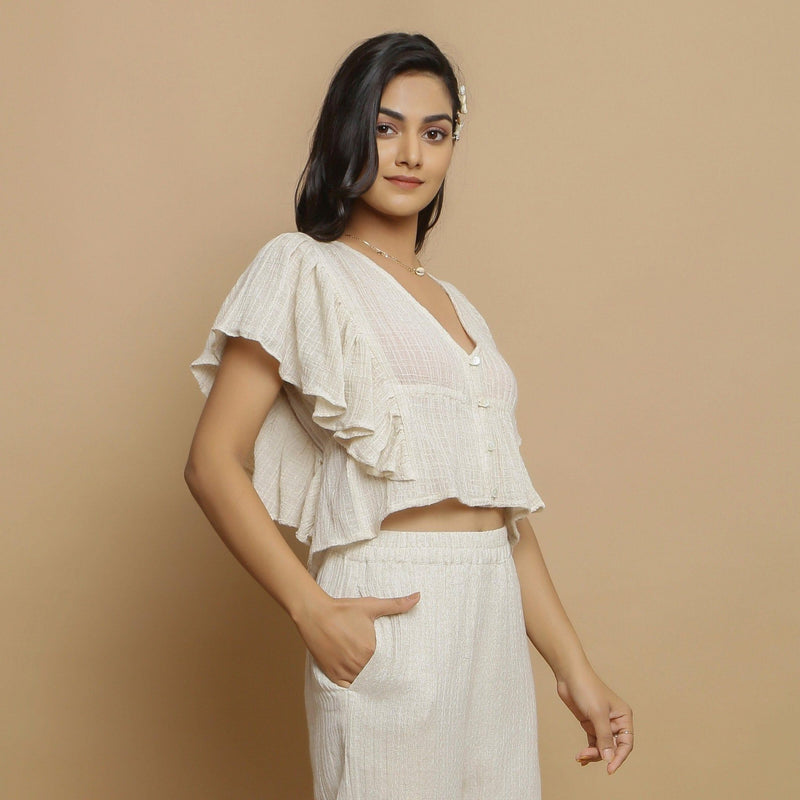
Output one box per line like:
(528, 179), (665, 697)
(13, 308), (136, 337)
(186, 32), (633, 800)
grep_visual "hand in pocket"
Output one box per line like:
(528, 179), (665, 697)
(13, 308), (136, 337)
(298, 590), (420, 688)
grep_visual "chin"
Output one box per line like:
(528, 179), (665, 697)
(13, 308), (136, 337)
(378, 198), (436, 218)
(383, 208), (427, 221)
(358, 190), (438, 219)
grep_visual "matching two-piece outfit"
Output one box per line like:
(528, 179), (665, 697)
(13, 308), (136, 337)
(190, 231), (546, 800)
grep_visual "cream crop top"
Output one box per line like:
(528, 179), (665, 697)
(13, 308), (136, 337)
(190, 231), (545, 577)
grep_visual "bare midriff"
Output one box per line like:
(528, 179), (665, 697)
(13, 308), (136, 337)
(380, 497), (505, 532)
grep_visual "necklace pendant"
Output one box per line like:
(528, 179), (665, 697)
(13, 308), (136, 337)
(414, 266), (426, 276)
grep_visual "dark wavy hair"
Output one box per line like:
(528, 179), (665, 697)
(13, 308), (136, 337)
(294, 33), (462, 254)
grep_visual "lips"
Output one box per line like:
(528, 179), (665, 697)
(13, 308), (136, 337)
(385, 176), (424, 187)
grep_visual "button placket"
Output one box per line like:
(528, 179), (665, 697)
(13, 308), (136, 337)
(485, 410), (499, 499)
(467, 354), (499, 503)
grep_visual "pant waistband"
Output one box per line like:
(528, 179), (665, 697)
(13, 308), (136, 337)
(335, 525), (511, 565)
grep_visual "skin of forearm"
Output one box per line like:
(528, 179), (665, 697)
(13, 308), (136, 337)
(512, 515), (593, 682)
(184, 454), (328, 624)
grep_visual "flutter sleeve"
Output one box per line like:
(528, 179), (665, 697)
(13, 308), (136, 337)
(189, 232), (413, 531)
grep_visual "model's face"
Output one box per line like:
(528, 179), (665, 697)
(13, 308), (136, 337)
(356, 71), (456, 219)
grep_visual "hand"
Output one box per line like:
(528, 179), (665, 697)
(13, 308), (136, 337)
(555, 663), (634, 775)
(296, 590), (421, 688)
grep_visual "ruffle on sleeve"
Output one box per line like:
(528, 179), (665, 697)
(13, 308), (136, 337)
(250, 394), (321, 530)
(189, 232), (415, 483)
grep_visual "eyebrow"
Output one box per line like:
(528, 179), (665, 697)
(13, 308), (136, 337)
(378, 106), (453, 125)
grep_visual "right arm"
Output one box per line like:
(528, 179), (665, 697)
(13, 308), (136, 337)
(183, 336), (328, 625)
(184, 335), (419, 686)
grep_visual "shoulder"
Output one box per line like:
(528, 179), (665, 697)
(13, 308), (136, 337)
(233, 232), (346, 312)
(233, 232), (340, 295)
(254, 231), (336, 268)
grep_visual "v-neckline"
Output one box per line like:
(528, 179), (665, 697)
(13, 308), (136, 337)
(332, 240), (479, 359)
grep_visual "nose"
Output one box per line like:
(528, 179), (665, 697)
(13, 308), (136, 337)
(395, 134), (421, 169)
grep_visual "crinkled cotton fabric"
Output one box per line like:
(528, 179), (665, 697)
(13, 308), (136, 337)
(190, 232), (545, 576)
(305, 526), (541, 800)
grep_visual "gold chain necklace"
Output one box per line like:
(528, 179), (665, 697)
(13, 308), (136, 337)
(343, 233), (426, 276)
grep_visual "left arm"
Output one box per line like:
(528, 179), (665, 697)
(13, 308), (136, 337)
(513, 515), (634, 775)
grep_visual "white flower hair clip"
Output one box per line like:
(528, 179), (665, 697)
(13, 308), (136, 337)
(453, 84), (468, 141)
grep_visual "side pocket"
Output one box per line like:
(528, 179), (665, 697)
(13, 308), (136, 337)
(309, 584), (385, 694)
(344, 584), (385, 692)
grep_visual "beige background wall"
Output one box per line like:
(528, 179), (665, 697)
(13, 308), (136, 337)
(2, 1), (797, 797)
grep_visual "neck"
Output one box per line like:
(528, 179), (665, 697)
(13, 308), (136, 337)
(343, 201), (419, 265)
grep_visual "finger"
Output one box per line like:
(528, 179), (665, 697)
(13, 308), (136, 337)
(372, 591), (420, 618)
(607, 739), (633, 774)
(575, 721), (599, 761)
(588, 711), (616, 768)
(575, 746), (600, 765)
(607, 709), (634, 772)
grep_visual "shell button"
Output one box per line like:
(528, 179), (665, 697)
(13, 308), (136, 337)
(487, 441), (496, 451)
(469, 354), (481, 366)
(477, 398), (490, 408)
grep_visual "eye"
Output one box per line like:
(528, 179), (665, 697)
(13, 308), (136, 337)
(423, 128), (448, 142)
(376, 122), (396, 137)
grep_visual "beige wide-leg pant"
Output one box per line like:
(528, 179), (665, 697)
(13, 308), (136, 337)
(304, 525), (541, 800)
